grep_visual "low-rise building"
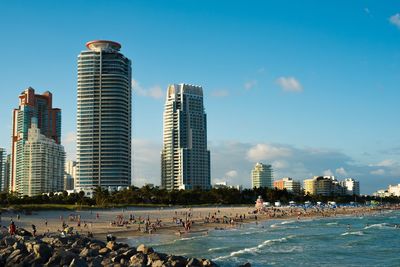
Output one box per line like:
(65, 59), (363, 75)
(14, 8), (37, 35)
(303, 176), (348, 196)
(388, 184), (400, 197)
(213, 181), (242, 191)
(274, 177), (301, 194)
(372, 189), (391, 198)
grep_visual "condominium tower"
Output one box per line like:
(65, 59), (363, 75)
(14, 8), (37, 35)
(0, 148), (6, 191)
(11, 88), (61, 193)
(161, 84), (211, 190)
(77, 40), (132, 190)
(23, 119), (65, 196)
(251, 163), (273, 188)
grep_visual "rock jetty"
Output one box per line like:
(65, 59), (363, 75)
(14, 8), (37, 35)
(0, 231), (220, 267)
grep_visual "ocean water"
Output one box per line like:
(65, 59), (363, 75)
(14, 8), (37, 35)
(126, 210), (400, 266)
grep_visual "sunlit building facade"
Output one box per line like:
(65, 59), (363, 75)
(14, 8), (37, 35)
(274, 177), (301, 194)
(77, 40), (132, 190)
(11, 88), (61, 193)
(23, 119), (65, 196)
(340, 178), (360, 196)
(251, 163), (273, 188)
(161, 84), (211, 190)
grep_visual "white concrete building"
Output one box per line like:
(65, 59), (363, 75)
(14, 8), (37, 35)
(64, 160), (76, 190)
(161, 84), (211, 190)
(251, 163), (273, 188)
(340, 178), (360, 196)
(274, 177), (301, 193)
(388, 184), (400, 197)
(23, 120), (65, 196)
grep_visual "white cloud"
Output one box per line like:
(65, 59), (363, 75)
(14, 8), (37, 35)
(132, 139), (162, 187)
(389, 13), (400, 29)
(211, 89), (229, 97)
(272, 160), (288, 170)
(246, 144), (292, 162)
(323, 169), (334, 176)
(147, 86), (164, 99)
(244, 80), (257, 90)
(276, 76), (303, 92)
(63, 132), (76, 160)
(225, 170), (238, 178)
(335, 167), (348, 176)
(370, 169), (385, 175)
(132, 79), (164, 99)
(369, 159), (396, 167)
(63, 132), (76, 144)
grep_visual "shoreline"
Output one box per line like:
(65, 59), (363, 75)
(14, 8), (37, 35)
(2, 204), (396, 243)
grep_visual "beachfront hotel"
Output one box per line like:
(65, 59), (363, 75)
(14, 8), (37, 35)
(303, 176), (359, 196)
(251, 162), (273, 188)
(23, 119), (65, 196)
(161, 84), (211, 190)
(274, 177), (301, 194)
(76, 40), (132, 190)
(10, 88), (61, 193)
(340, 178), (360, 196)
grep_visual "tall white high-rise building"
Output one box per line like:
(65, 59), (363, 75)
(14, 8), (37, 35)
(23, 119), (65, 196)
(77, 40), (132, 190)
(251, 163), (273, 188)
(161, 84), (211, 190)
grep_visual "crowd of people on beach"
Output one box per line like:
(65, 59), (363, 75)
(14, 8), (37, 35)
(0, 204), (399, 241)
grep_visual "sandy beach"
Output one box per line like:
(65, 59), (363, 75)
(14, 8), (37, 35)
(0, 205), (391, 241)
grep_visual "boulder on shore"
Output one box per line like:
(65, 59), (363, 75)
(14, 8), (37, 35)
(0, 233), (219, 267)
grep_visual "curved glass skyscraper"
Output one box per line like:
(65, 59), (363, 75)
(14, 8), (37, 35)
(77, 40), (132, 190)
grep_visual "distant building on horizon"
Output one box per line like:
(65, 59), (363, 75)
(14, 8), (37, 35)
(4, 154), (11, 192)
(274, 177), (301, 194)
(340, 178), (360, 196)
(251, 163), (273, 188)
(23, 119), (65, 196)
(64, 160), (77, 191)
(161, 84), (211, 190)
(375, 184), (400, 197)
(0, 148), (6, 191)
(303, 176), (352, 196)
(11, 87), (61, 193)
(76, 40), (132, 191)
(304, 176), (335, 196)
(213, 181), (243, 191)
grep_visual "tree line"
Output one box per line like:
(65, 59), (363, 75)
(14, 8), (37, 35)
(0, 186), (398, 208)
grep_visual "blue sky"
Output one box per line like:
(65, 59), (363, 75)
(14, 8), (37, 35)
(0, 0), (399, 193)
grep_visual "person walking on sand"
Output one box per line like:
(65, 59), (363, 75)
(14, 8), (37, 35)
(9, 221), (16, 236)
(32, 224), (37, 236)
